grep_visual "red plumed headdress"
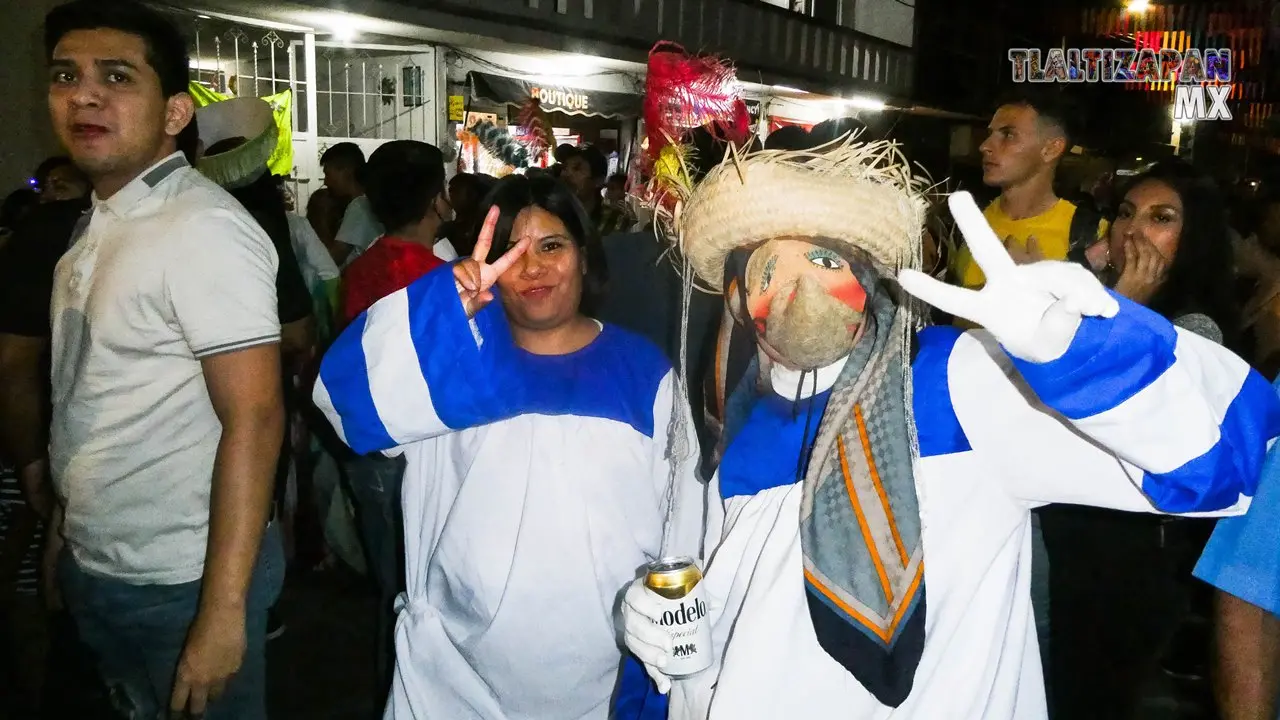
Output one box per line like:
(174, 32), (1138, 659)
(641, 42), (751, 171)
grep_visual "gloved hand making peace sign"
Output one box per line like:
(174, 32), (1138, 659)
(898, 192), (1120, 364)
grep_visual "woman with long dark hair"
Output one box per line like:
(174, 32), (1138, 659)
(1042, 160), (1241, 720)
(1099, 160), (1240, 345)
(313, 174), (706, 719)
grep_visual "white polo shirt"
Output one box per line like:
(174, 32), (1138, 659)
(50, 153), (280, 585)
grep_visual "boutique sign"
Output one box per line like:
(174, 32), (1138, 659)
(467, 71), (641, 119)
(529, 85), (590, 113)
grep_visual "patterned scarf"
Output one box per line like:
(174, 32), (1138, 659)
(799, 268), (925, 707)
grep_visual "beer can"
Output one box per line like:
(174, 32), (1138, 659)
(644, 556), (713, 676)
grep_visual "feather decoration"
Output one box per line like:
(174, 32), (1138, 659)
(642, 42), (751, 171)
(515, 97), (554, 160)
(471, 120), (530, 169)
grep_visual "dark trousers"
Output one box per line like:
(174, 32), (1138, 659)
(1040, 506), (1200, 719)
(59, 526), (284, 720)
(344, 453), (405, 697)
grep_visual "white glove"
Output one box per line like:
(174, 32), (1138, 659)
(898, 192), (1120, 364)
(622, 578), (675, 694)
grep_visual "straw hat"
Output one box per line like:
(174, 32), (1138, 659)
(671, 138), (930, 292)
(196, 97), (278, 188)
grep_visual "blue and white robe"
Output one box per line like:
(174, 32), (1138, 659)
(314, 265), (707, 720)
(658, 294), (1280, 719)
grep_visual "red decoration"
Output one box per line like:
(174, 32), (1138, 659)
(515, 97), (554, 161)
(641, 41), (751, 171)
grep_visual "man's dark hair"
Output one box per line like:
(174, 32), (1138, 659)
(45, 0), (190, 99)
(606, 172), (627, 188)
(33, 156), (78, 189)
(553, 143), (576, 165)
(811, 117), (872, 146)
(365, 140), (445, 232)
(572, 145), (609, 183)
(995, 88), (1076, 150)
(765, 125), (813, 151)
(320, 142), (365, 173)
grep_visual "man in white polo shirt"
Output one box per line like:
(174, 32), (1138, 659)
(41, 2), (285, 719)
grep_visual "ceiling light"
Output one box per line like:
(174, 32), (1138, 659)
(843, 95), (887, 111)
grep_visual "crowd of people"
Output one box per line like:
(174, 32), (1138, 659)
(5, 2), (1280, 720)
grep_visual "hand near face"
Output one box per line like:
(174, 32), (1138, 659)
(453, 206), (532, 317)
(1112, 236), (1169, 306)
(1004, 234), (1044, 265)
(898, 192), (1119, 364)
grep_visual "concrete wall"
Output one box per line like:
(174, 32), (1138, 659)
(1, 0), (63, 194)
(853, 0), (915, 47)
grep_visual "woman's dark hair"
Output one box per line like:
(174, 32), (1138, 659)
(45, 0), (190, 99)
(1119, 160), (1241, 346)
(478, 175), (608, 315)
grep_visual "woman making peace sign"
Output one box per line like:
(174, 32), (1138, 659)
(314, 174), (708, 720)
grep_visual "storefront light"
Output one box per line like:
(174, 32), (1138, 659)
(320, 13), (360, 43)
(1125, 0), (1151, 14)
(842, 95), (887, 111)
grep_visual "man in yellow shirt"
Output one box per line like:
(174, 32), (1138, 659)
(952, 91), (1107, 288)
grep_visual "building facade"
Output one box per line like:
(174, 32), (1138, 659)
(1, 0), (919, 193)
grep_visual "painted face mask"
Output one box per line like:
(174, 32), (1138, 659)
(739, 237), (869, 371)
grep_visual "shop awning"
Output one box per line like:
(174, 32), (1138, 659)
(467, 71), (641, 119)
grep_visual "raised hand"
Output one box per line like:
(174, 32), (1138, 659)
(453, 206), (532, 317)
(1112, 236), (1169, 305)
(899, 192), (1119, 364)
(1004, 234), (1044, 265)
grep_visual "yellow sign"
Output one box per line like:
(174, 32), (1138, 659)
(448, 95), (465, 122)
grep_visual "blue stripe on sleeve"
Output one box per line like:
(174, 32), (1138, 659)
(406, 263), (521, 431)
(1141, 367), (1280, 513)
(317, 311), (395, 454)
(911, 326), (971, 458)
(1194, 380), (1280, 613)
(1012, 292), (1176, 420)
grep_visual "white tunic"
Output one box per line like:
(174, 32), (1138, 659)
(663, 300), (1280, 719)
(314, 266), (707, 719)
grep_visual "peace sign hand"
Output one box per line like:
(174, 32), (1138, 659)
(453, 206), (532, 317)
(898, 192), (1119, 364)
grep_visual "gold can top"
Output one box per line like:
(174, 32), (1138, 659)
(645, 556), (702, 600)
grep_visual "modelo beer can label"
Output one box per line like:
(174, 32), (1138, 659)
(645, 556), (713, 676)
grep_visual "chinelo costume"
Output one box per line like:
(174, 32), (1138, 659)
(618, 136), (1280, 719)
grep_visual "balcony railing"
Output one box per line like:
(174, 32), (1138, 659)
(420, 0), (914, 98)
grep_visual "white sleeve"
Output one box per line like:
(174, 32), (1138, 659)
(946, 296), (1280, 515)
(335, 196), (382, 255)
(432, 238), (459, 262)
(288, 213), (340, 282)
(652, 370), (716, 562)
(166, 208), (280, 357)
